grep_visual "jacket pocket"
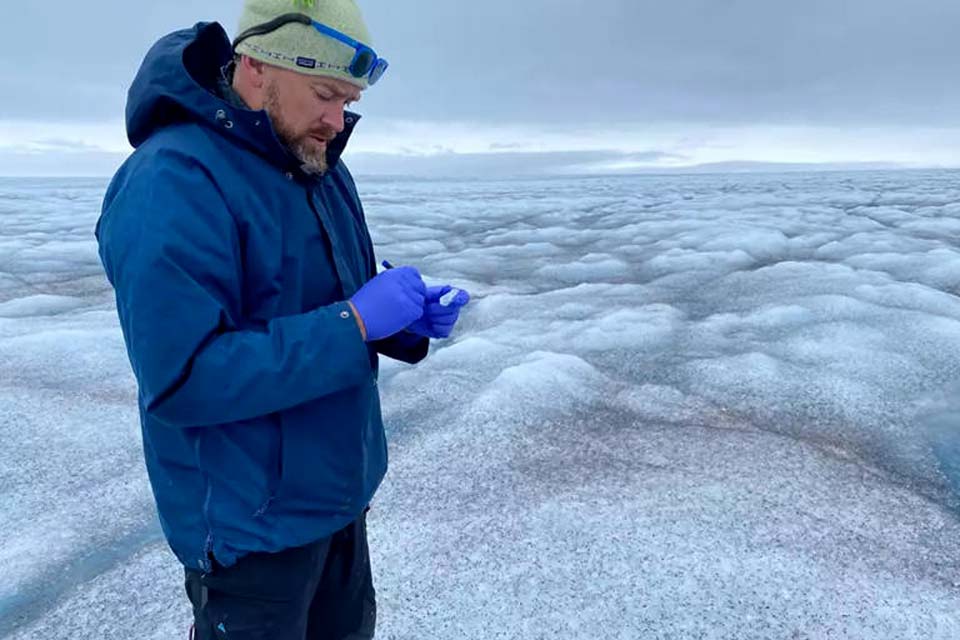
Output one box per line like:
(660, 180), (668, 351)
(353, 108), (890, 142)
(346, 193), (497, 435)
(274, 386), (371, 512)
(252, 414), (282, 517)
(196, 417), (280, 520)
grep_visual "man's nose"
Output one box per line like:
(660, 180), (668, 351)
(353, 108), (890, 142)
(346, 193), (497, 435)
(323, 105), (345, 134)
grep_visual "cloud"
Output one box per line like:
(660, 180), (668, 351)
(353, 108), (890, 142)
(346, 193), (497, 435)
(14, 139), (106, 153)
(0, 149), (128, 177)
(0, 121), (129, 153)
(0, 119), (130, 176)
(2, 0), (959, 130)
(344, 149), (684, 177)
(360, 0), (960, 127)
(3, 116), (958, 177)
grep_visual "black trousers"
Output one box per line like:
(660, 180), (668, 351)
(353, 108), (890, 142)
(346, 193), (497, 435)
(185, 510), (376, 640)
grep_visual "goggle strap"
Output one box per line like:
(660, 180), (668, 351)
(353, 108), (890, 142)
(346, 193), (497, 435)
(232, 13), (312, 51)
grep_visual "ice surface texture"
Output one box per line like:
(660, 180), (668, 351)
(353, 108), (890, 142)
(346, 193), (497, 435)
(2, 172), (959, 639)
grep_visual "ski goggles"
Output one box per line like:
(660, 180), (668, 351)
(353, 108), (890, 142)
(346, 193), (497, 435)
(232, 13), (389, 85)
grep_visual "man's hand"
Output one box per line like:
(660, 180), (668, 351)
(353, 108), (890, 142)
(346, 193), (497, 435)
(349, 266), (426, 341)
(406, 285), (471, 339)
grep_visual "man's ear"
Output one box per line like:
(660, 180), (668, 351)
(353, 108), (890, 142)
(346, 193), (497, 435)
(238, 54), (267, 90)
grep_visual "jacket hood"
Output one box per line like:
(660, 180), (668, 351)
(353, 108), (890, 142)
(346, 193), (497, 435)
(125, 21), (359, 172)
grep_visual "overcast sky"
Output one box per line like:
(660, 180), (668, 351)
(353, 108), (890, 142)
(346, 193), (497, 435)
(2, 0), (959, 175)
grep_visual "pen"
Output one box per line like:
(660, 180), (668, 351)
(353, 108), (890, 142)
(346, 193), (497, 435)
(383, 260), (461, 306)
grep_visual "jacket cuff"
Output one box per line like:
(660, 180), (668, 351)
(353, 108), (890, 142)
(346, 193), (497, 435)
(373, 330), (430, 364)
(346, 300), (367, 341)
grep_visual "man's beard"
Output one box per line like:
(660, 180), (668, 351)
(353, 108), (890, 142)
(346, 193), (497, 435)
(264, 82), (335, 175)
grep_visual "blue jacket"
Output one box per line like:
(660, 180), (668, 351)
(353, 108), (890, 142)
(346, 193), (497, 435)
(95, 22), (429, 572)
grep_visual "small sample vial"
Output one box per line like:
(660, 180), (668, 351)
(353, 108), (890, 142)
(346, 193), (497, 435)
(439, 288), (462, 307)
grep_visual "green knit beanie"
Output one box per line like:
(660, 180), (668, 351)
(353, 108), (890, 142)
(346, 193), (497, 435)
(235, 0), (376, 90)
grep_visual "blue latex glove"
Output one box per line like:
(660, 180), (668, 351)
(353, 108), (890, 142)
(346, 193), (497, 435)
(406, 284), (471, 339)
(349, 266), (426, 341)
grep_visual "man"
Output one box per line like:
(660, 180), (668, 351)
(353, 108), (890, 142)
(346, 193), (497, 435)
(94, 1), (470, 638)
